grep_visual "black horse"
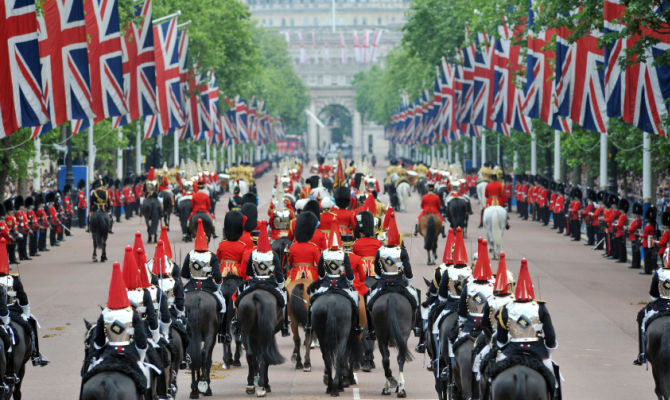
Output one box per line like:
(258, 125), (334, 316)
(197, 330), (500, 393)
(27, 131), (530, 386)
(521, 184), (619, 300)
(188, 212), (214, 243)
(186, 291), (219, 399)
(271, 237), (292, 272)
(445, 197), (471, 234)
(143, 196), (162, 243)
(89, 211), (109, 262)
(646, 316), (670, 399)
(220, 277), (244, 369)
(158, 190), (174, 232)
(176, 196), (192, 241)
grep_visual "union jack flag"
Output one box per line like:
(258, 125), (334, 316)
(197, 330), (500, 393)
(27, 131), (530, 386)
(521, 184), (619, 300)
(36, 0), (95, 134)
(555, 25), (608, 134)
(0, 0), (48, 137)
(113, 0), (155, 128)
(143, 114), (160, 139)
(205, 70), (221, 141)
(458, 45), (475, 130)
(438, 58), (457, 143)
(179, 68), (203, 141)
(604, 0), (670, 135)
(235, 97), (248, 143)
(154, 17), (184, 134)
(471, 33), (495, 129)
(495, 24), (531, 134)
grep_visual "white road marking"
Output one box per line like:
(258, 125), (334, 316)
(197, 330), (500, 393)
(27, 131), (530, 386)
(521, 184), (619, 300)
(353, 387), (360, 400)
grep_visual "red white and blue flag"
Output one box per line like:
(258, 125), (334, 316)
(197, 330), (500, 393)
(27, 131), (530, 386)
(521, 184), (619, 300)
(471, 33), (495, 130)
(235, 96), (248, 143)
(0, 0), (48, 137)
(205, 70), (221, 143)
(154, 17), (184, 134)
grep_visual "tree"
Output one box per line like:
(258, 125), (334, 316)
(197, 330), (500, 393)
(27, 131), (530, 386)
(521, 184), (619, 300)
(0, 129), (38, 200)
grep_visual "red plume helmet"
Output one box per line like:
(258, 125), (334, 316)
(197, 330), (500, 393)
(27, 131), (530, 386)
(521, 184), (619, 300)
(442, 228), (455, 264)
(328, 222), (342, 249)
(363, 195), (376, 214)
(0, 238), (9, 275)
(452, 227), (468, 265)
(472, 239), (493, 281)
(122, 245), (141, 290)
(107, 262), (130, 310)
(493, 252), (510, 294)
(194, 219), (208, 252)
(159, 226), (173, 259)
(152, 240), (166, 276)
(133, 231), (146, 267)
(386, 214), (401, 246)
(515, 258), (535, 301)
(256, 225), (272, 253)
(383, 207), (395, 230)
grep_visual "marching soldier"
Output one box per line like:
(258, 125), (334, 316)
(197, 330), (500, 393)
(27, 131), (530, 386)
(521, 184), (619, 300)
(62, 185), (74, 236)
(13, 197), (30, 261)
(3, 200), (18, 265)
(25, 196), (39, 257)
(76, 179), (87, 228)
(628, 203), (644, 269)
(568, 188), (583, 242)
(583, 189), (597, 246)
(614, 198), (629, 262)
(35, 195), (49, 253)
(641, 206), (658, 274)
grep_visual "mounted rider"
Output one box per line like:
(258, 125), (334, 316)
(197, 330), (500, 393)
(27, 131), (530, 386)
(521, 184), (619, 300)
(268, 196), (294, 240)
(187, 178), (215, 225)
(86, 262), (151, 393)
(181, 220), (226, 339)
(217, 211), (248, 279)
(287, 212), (321, 282)
(228, 186), (244, 211)
(366, 214), (418, 341)
(415, 181), (444, 236)
(88, 177), (111, 233)
(480, 168), (508, 229)
(0, 237), (49, 367)
(333, 186), (356, 234)
(240, 203), (258, 250)
(353, 210), (383, 279)
(635, 246), (670, 365)
(457, 239), (495, 341)
(318, 197), (337, 236)
(495, 259), (561, 400)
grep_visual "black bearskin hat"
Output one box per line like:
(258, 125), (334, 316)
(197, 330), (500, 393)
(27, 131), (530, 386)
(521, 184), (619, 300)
(646, 206), (658, 223)
(632, 202), (643, 216)
(305, 175), (320, 189)
(77, 179), (86, 189)
(0, 203), (5, 217)
(224, 211), (244, 241)
(24, 196), (34, 208)
(233, 186), (240, 194)
(557, 183), (565, 195)
(34, 193), (43, 207)
(242, 192), (257, 206)
(45, 191), (56, 204)
(3, 199), (13, 212)
(618, 197), (630, 213)
(14, 195), (23, 209)
(334, 186), (350, 209)
(550, 181), (557, 191)
(355, 211), (375, 238)
(662, 210), (670, 227)
(63, 184), (72, 194)
(570, 187), (582, 200)
(317, 155), (325, 165)
(114, 179), (121, 189)
(303, 199), (321, 217)
(597, 190), (607, 203)
(607, 193), (619, 207)
(295, 212), (318, 243)
(241, 203), (257, 232)
(588, 189), (597, 202)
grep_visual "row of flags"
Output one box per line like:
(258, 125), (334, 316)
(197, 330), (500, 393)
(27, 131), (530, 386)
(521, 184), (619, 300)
(283, 29), (383, 64)
(0, 0), (286, 146)
(385, 0), (670, 146)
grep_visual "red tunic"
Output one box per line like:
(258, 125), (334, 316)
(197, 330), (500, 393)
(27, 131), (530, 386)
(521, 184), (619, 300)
(216, 240), (248, 278)
(592, 206), (603, 226)
(353, 237), (382, 277)
(485, 182), (506, 207)
(628, 217), (642, 241)
(239, 231), (255, 249)
(642, 224), (656, 249)
(615, 213), (627, 237)
(286, 242), (320, 281)
(0, 221), (9, 242)
(553, 196), (564, 214)
(569, 200), (581, 221)
(348, 252), (368, 296)
(658, 229), (670, 255)
(332, 208), (355, 234)
(77, 190), (87, 209)
(188, 191), (213, 221)
(268, 207), (294, 240)
(319, 211), (337, 234)
(418, 192), (443, 223)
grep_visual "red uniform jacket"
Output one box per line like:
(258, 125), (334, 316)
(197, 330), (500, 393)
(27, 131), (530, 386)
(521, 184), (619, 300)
(64, 197), (73, 214)
(268, 206), (294, 240)
(332, 208), (355, 234)
(592, 206), (603, 226)
(27, 210), (38, 231)
(628, 217), (642, 241)
(615, 214), (627, 238)
(418, 193), (443, 222)
(216, 240), (248, 278)
(582, 203), (594, 222)
(553, 196), (565, 214)
(239, 231), (255, 250)
(77, 190), (87, 209)
(347, 252), (368, 296)
(658, 229), (670, 255)
(485, 182), (506, 207)
(15, 211), (29, 235)
(642, 224), (656, 249)
(0, 221), (9, 242)
(287, 241), (320, 281)
(188, 191), (213, 221)
(549, 193), (557, 209)
(36, 209), (49, 229)
(569, 201), (581, 221)
(319, 211), (337, 235)
(353, 237), (382, 277)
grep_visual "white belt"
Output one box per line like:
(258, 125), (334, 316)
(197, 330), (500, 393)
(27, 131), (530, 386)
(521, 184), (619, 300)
(109, 341), (131, 346)
(327, 274), (342, 278)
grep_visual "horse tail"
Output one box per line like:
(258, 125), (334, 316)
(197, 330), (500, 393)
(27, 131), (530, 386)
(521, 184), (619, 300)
(290, 284), (308, 327)
(187, 296), (202, 371)
(388, 295), (413, 361)
(514, 369), (527, 400)
(424, 216), (436, 251)
(254, 293), (284, 365)
(491, 208), (504, 250)
(401, 183), (410, 210)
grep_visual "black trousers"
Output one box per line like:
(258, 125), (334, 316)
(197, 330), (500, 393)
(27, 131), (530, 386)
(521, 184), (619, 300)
(571, 220), (581, 241)
(643, 247), (657, 274)
(49, 227), (58, 245)
(6, 243), (17, 264)
(38, 229), (47, 251)
(617, 236), (627, 262)
(586, 223), (595, 245)
(594, 226), (605, 250)
(17, 237), (29, 260)
(65, 216), (72, 236)
(28, 232), (38, 256)
(77, 208), (86, 228)
(113, 205), (121, 222)
(631, 240), (641, 268)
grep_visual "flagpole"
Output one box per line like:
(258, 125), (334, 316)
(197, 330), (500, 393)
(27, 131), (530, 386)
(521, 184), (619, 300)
(530, 131), (537, 175)
(88, 125), (95, 181)
(642, 131), (651, 206)
(152, 11), (181, 25)
(117, 128), (123, 179)
(599, 133), (607, 189)
(480, 132), (486, 166)
(32, 138), (41, 191)
(206, 141), (211, 162)
(553, 130), (560, 181)
(448, 142), (452, 164)
(472, 136), (477, 168)
(173, 130), (179, 167)
(136, 121), (142, 174)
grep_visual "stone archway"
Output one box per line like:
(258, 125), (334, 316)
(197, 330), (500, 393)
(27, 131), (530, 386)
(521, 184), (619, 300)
(306, 98), (363, 158)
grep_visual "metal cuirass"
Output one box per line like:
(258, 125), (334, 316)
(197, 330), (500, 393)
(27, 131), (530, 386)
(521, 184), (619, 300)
(127, 288), (145, 313)
(446, 265), (472, 300)
(323, 250), (345, 277)
(658, 269), (670, 300)
(0, 276), (17, 305)
(466, 281), (494, 317)
(379, 247), (403, 275)
(252, 251), (274, 277)
(487, 294), (514, 331)
(189, 251), (212, 280)
(273, 210), (292, 232)
(157, 277), (176, 306)
(102, 307), (134, 346)
(506, 301), (542, 343)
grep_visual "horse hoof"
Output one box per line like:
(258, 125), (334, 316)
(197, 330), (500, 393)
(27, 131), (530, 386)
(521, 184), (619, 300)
(189, 391), (200, 399)
(291, 352), (297, 363)
(204, 387), (213, 396)
(232, 360), (242, 367)
(382, 388), (392, 396)
(295, 361), (303, 370)
(92, 258), (97, 262)
(323, 374), (329, 385)
(388, 377), (398, 388)
(397, 389), (407, 398)
(223, 362), (230, 370)
(198, 380), (209, 394)
(100, 256), (107, 262)
(246, 385), (255, 395)
(255, 387), (266, 397)
(265, 385), (271, 393)
(303, 363), (311, 372)
(361, 363), (372, 372)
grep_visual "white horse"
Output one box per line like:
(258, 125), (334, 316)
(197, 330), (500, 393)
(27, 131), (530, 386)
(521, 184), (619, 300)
(483, 205), (506, 260)
(476, 181), (488, 207)
(230, 179), (249, 196)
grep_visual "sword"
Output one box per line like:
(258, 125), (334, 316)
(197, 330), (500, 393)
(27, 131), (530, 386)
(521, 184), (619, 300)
(592, 237), (605, 251)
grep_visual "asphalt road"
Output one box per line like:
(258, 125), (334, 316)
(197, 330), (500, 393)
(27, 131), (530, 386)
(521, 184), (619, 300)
(15, 164), (655, 399)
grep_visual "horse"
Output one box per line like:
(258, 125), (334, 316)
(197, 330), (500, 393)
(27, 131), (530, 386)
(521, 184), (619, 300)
(310, 291), (361, 396)
(188, 212), (214, 244)
(220, 277), (244, 369)
(428, 310), (459, 400)
(388, 174), (411, 212)
(453, 333), (476, 400)
(142, 195), (162, 243)
(158, 190), (174, 232)
(387, 183), (399, 210)
(490, 365), (551, 400)
(645, 316), (670, 399)
(483, 206), (506, 259)
(167, 324), (185, 398)
(445, 197), (471, 234)
(271, 237), (292, 273)
(418, 214), (442, 266)
(287, 279), (313, 372)
(185, 291), (219, 399)
(476, 181), (488, 206)
(176, 195), (192, 241)
(416, 177), (428, 196)
(371, 292), (414, 398)
(89, 210), (109, 262)
(238, 289), (284, 397)
(360, 276), (378, 372)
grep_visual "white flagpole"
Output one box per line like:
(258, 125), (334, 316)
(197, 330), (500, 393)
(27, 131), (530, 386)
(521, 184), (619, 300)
(88, 125), (95, 181)
(116, 127), (123, 178)
(642, 131), (651, 204)
(599, 133), (607, 189)
(136, 121), (142, 174)
(553, 130), (560, 181)
(173, 130), (179, 167)
(153, 10), (181, 24)
(33, 138), (41, 191)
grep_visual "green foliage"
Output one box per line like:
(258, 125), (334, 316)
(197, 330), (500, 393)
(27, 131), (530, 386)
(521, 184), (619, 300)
(0, 129), (38, 199)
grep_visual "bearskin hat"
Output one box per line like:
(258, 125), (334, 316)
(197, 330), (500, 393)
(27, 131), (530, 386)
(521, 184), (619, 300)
(33, 193), (43, 207)
(63, 184), (72, 194)
(295, 212), (318, 243)
(588, 189), (597, 202)
(45, 191), (56, 204)
(570, 187), (582, 201)
(334, 186), (350, 209)
(355, 211), (375, 238)
(550, 181), (557, 191)
(305, 175), (320, 189)
(24, 196), (34, 208)
(114, 179), (121, 189)
(224, 211), (244, 241)
(14, 196), (23, 209)
(597, 190), (607, 203)
(618, 197), (630, 213)
(0, 203), (5, 217)
(662, 210), (670, 227)
(241, 203), (257, 232)
(303, 199), (321, 217)
(242, 192), (257, 206)
(317, 155), (325, 165)
(646, 206), (658, 222)
(3, 199), (13, 212)
(77, 179), (86, 190)
(632, 202), (643, 216)
(607, 193), (619, 208)
(557, 183), (565, 195)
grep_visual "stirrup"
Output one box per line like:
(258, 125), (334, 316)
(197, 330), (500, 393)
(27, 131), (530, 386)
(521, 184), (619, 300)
(366, 330), (376, 341)
(32, 355), (49, 367)
(633, 354), (645, 366)
(415, 343), (426, 353)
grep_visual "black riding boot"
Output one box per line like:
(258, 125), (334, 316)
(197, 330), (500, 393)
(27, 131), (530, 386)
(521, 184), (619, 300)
(365, 303), (375, 341)
(478, 209), (484, 228)
(634, 308), (646, 365)
(28, 318), (49, 366)
(415, 303), (426, 353)
(7, 244), (18, 265)
(281, 305), (290, 337)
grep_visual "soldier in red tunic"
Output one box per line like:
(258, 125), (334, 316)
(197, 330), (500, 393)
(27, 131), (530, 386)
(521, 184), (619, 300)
(13, 196), (30, 261)
(217, 211), (248, 279)
(287, 212), (321, 282)
(642, 206), (659, 274)
(657, 210), (670, 264)
(188, 180), (215, 224)
(628, 202), (644, 269)
(76, 179), (87, 228)
(1, 201), (18, 265)
(353, 211), (382, 279)
(333, 187), (355, 234)
(416, 182), (444, 235)
(481, 170), (508, 229)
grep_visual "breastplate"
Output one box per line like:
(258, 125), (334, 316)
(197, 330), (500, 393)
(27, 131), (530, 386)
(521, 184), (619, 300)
(157, 277), (176, 306)
(252, 251), (274, 277)
(379, 247), (403, 275)
(189, 251), (212, 279)
(102, 307), (134, 346)
(466, 281), (494, 317)
(273, 210), (291, 231)
(506, 301), (542, 343)
(658, 269), (670, 299)
(487, 294), (514, 330)
(323, 250), (345, 277)
(0, 276), (17, 305)
(446, 265), (472, 299)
